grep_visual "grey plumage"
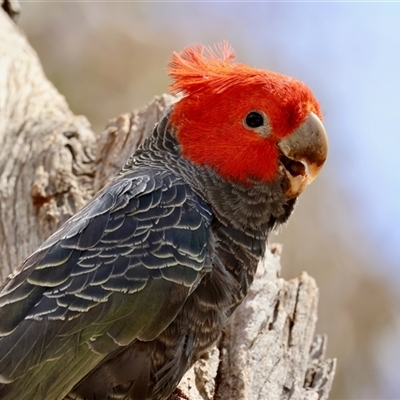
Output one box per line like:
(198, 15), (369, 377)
(0, 113), (295, 400)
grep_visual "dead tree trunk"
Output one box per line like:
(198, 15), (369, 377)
(0, 6), (336, 399)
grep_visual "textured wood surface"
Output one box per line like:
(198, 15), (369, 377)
(0, 8), (96, 280)
(172, 246), (335, 400)
(0, 7), (336, 399)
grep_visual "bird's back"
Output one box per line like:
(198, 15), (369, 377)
(0, 166), (215, 400)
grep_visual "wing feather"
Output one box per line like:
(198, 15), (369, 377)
(0, 169), (211, 400)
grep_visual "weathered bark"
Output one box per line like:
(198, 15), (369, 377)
(0, 7), (336, 399)
(172, 246), (335, 400)
(0, 7), (97, 280)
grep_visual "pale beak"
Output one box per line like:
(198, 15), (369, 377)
(277, 112), (328, 199)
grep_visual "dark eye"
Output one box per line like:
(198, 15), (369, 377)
(245, 111), (264, 128)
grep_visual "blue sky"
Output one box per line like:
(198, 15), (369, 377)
(268, 3), (400, 267)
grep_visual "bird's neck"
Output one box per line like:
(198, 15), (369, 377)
(125, 111), (296, 263)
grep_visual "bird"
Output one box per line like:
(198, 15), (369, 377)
(0, 42), (328, 400)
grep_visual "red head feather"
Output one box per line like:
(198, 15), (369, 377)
(168, 43), (322, 184)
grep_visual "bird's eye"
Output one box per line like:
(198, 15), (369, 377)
(245, 111), (264, 128)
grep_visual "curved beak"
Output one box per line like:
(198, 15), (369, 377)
(277, 112), (328, 199)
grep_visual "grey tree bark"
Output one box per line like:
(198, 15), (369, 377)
(0, 6), (336, 400)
